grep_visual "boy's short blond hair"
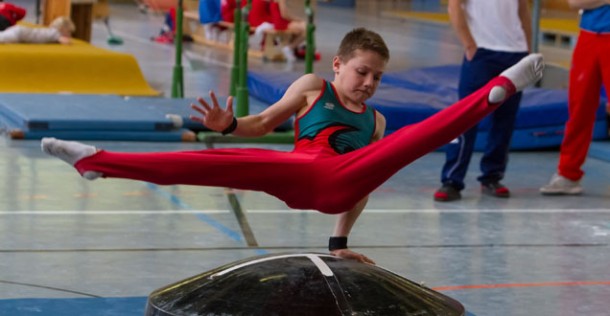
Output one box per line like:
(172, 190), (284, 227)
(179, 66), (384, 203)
(336, 28), (390, 63)
(49, 16), (76, 34)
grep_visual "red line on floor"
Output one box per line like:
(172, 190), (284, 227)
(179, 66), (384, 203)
(433, 280), (610, 291)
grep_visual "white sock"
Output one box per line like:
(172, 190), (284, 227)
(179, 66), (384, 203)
(41, 137), (102, 180)
(251, 22), (273, 49)
(488, 53), (545, 103)
(282, 46), (296, 62)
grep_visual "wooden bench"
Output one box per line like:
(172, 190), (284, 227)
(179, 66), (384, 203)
(183, 10), (300, 61)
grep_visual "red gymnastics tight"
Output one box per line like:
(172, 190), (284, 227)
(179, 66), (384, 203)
(75, 77), (515, 214)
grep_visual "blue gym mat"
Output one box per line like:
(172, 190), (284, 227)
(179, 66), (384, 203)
(247, 66), (609, 150)
(0, 94), (286, 141)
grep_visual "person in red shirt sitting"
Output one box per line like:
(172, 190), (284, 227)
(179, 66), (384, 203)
(270, 0), (305, 62)
(0, 1), (26, 31)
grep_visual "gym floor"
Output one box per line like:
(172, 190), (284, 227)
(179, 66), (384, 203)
(1, 1), (609, 315)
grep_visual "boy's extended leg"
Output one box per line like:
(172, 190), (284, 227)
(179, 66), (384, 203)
(42, 137), (324, 211)
(312, 54), (544, 212)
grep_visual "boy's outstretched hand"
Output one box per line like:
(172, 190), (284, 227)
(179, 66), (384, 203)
(190, 91), (235, 132)
(331, 249), (376, 265)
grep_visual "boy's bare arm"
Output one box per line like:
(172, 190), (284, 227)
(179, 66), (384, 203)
(329, 113), (385, 264)
(190, 74), (322, 137)
(518, 0), (532, 52)
(447, 0), (477, 60)
(331, 197), (376, 264)
(236, 73), (322, 136)
(371, 111), (387, 143)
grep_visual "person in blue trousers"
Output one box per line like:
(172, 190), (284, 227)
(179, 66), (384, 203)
(434, 0), (532, 202)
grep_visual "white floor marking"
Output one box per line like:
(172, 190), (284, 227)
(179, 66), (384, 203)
(1, 209), (610, 215)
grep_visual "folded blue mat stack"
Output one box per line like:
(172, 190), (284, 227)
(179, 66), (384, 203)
(0, 94), (197, 141)
(0, 94), (290, 142)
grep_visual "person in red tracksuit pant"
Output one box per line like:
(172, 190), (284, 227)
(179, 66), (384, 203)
(0, 2), (26, 31)
(41, 28), (544, 264)
(540, 0), (610, 195)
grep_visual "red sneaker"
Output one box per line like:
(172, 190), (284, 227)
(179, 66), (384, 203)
(434, 184), (461, 202)
(481, 182), (510, 198)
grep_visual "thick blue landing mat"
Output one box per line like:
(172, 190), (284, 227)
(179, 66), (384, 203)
(247, 66), (608, 150)
(589, 140), (610, 163)
(0, 296), (147, 316)
(0, 94), (286, 141)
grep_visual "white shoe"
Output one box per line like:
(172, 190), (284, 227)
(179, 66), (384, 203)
(41, 137), (102, 180)
(540, 173), (582, 195)
(203, 24), (214, 40)
(251, 22), (273, 49)
(282, 46), (296, 62)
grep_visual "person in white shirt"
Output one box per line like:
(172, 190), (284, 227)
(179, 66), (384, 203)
(0, 16), (75, 44)
(434, 0), (532, 202)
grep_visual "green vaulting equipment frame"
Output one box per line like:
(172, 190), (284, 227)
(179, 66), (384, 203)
(172, 0), (185, 98)
(196, 0), (316, 145)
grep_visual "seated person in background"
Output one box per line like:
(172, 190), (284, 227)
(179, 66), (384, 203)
(0, 1), (26, 31)
(221, 0), (237, 22)
(270, 0), (306, 62)
(206, 0), (238, 42)
(247, 0), (275, 48)
(247, 0), (271, 28)
(0, 16), (75, 44)
(201, 0), (236, 42)
(199, 0), (222, 41)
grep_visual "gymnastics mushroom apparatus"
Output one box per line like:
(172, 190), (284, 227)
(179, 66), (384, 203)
(145, 253), (465, 316)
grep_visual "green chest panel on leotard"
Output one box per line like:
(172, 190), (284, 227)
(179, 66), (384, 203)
(296, 81), (375, 154)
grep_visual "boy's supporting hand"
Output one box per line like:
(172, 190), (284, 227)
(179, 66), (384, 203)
(331, 248), (376, 265)
(190, 91), (235, 132)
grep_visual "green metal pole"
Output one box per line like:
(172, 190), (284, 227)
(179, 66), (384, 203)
(230, 6), (242, 97)
(304, 0), (315, 74)
(235, 0), (251, 118)
(171, 0), (184, 98)
(531, 0), (541, 53)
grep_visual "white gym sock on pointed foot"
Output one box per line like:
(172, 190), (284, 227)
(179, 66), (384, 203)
(41, 137), (103, 180)
(488, 53), (545, 103)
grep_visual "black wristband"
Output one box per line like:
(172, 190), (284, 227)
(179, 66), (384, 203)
(328, 236), (348, 251)
(221, 117), (238, 135)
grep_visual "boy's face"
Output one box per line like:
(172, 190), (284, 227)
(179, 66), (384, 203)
(332, 49), (387, 104)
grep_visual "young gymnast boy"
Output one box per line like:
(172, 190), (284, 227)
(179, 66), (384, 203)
(42, 28), (544, 264)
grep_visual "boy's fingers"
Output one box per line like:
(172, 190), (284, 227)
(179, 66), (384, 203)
(188, 115), (203, 123)
(191, 103), (207, 116)
(209, 91), (220, 108)
(226, 96), (234, 114)
(197, 97), (212, 112)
